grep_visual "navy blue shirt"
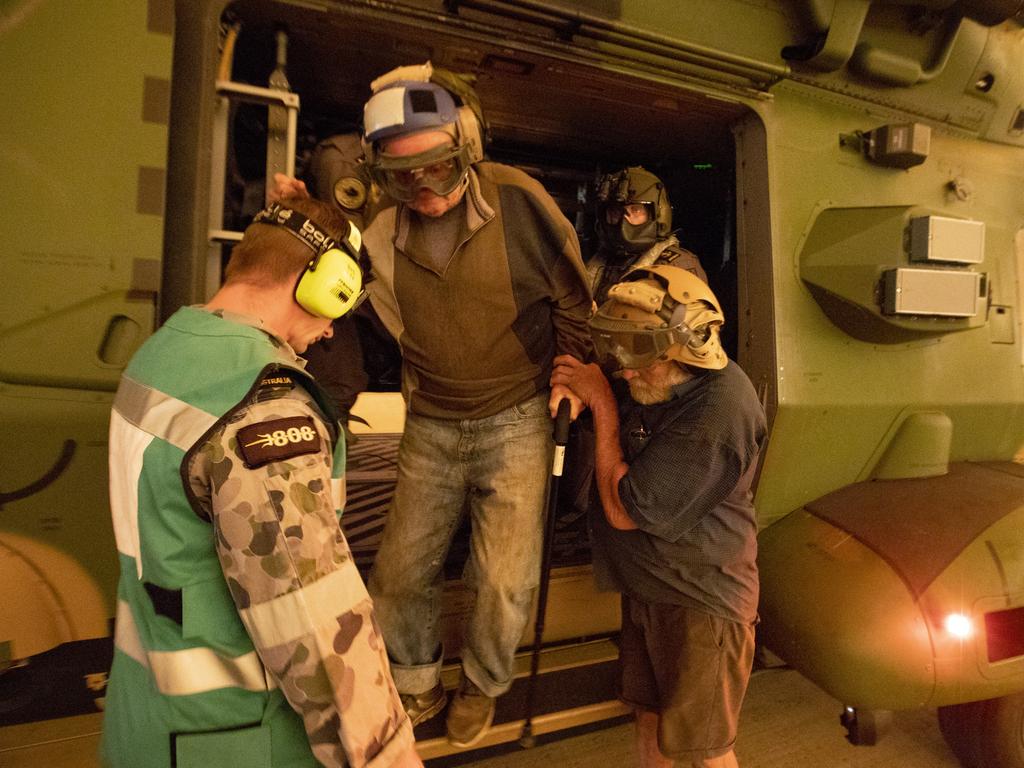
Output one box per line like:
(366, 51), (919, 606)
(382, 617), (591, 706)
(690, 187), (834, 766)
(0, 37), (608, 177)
(589, 361), (766, 623)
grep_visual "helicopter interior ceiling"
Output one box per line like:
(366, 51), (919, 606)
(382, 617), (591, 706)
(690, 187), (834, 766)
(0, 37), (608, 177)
(226, 0), (746, 170)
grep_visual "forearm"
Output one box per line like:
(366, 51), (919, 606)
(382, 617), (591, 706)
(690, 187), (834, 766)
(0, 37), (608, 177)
(590, 392), (638, 531)
(227, 518), (411, 767)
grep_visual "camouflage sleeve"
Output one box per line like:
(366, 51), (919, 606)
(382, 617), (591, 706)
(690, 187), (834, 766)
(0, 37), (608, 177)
(199, 389), (413, 768)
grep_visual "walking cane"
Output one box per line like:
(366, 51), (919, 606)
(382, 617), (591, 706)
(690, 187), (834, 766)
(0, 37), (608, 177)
(519, 397), (572, 748)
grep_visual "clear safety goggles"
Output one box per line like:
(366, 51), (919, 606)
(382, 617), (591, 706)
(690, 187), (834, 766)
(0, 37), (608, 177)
(369, 143), (472, 202)
(589, 313), (693, 370)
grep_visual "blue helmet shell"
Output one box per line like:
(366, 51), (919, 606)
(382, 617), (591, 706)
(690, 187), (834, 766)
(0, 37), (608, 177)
(363, 81), (459, 144)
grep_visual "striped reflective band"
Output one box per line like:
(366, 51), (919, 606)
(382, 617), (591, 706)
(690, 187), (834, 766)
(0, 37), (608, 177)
(113, 374), (218, 452)
(239, 559), (369, 649)
(115, 600), (274, 696)
(332, 476), (345, 511)
(108, 409), (151, 573)
(109, 376), (219, 577)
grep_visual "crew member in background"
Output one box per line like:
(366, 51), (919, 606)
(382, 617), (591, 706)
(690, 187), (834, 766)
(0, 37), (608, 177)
(273, 61), (591, 748)
(589, 166), (706, 304)
(298, 133), (381, 422)
(550, 264), (765, 768)
(102, 196), (421, 768)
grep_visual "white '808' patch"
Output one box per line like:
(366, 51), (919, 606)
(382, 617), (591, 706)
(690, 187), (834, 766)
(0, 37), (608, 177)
(237, 416), (321, 469)
(245, 425), (318, 449)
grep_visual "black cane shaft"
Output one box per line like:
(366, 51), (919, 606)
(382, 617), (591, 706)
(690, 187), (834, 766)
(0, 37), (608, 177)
(521, 398), (572, 745)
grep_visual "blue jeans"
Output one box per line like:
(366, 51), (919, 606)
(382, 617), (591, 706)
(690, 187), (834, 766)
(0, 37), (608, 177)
(368, 392), (554, 698)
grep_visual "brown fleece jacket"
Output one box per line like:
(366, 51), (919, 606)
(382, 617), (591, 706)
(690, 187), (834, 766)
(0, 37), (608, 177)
(362, 161), (592, 419)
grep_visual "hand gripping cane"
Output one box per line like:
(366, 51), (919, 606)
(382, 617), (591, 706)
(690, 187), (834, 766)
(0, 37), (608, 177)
(519, 397), (572, 748)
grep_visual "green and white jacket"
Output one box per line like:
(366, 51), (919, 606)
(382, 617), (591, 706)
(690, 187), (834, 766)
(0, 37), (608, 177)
(101, 306), (411, 768)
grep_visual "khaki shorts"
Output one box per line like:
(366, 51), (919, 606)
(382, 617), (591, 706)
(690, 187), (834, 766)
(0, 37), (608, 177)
(618, 594), (755, 761)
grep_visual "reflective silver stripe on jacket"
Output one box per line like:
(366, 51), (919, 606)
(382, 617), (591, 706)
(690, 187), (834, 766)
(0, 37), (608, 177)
(332, 476), (345, 511)
(113, 373), (218, 452)
(109, 376), (218, 577)
(108, 410), (152, 575)
(239, 560), (369, 650)
(114, 600), (274, 695)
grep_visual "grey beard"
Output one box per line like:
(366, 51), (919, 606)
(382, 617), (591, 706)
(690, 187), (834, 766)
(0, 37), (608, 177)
(627, 364), (689, 405)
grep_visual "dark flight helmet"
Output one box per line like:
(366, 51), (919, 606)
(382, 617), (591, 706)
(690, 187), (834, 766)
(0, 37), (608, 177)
(595, 166), (672, 254)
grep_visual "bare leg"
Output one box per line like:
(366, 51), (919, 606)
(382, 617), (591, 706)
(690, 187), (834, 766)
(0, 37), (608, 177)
(635, 708), (674, 768)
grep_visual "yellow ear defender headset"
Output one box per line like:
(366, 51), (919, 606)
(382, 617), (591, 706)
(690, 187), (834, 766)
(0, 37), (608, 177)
(252, 202), (368, 319)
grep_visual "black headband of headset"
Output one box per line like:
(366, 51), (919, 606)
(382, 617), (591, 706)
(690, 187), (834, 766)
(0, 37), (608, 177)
(252, 202), (355, 261)
(252, 201), (376, 287)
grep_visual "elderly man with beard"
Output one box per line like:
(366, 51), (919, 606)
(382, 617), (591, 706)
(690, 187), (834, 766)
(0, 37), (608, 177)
(550, 264), (767, 768)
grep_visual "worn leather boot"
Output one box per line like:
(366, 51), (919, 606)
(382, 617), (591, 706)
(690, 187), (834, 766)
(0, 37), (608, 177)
(400, 682), (447, 727)
(445, 675), (495, 748)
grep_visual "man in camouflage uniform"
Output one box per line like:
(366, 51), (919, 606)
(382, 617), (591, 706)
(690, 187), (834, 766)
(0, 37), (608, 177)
(101, 196), (421, 768)
(589, 166), (707, 304)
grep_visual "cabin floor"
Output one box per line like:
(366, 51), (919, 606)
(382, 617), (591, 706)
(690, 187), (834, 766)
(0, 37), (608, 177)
(1, 666), (960, 767)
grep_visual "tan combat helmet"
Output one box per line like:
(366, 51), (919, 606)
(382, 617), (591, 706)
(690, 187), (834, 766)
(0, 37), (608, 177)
(589, 263), (727, 370)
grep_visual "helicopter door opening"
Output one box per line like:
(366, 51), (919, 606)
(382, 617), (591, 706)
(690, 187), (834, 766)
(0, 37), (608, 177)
(161, 1), (774, 750)
(205, 0), (770, 580)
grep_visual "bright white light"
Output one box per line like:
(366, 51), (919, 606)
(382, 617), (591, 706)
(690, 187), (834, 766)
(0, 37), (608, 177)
(945, 613), (974, 639)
